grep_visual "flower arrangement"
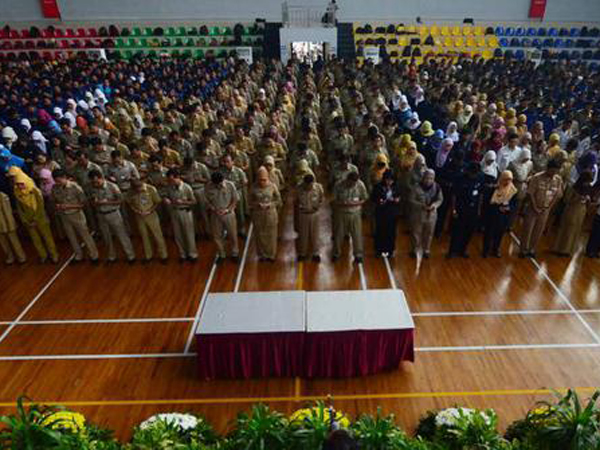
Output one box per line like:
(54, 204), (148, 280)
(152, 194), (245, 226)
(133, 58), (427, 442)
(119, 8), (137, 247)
(434, 407), (494, 428)
(39, 410), (87, 434)
(139, 412), (199, 431)
(289, 404), (351, 429)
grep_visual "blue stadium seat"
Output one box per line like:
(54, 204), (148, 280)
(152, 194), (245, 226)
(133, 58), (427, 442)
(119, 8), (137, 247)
(571, 50), (581, 59)
(495, 26), (505, 36)
(555, 39), (565, 48)
(527, 27), (537, 36)
(565, 39), (574, 48)
(522, 38), (532, 47)
(532, 38), (542, 48)
(548, 27), (558, 36)
(583, 50), (593, 59)
(505, 27), (515, 36)
(499, 38), (509, 47)
(515, 49), (525, 59)
(510, 37), (521, 47)
(494, 48), (503, 58)
(543, 38), (554, 48)
(537, 27), (547, 36)
(570, 28), (580, 37)
(515, 27), (525, 36)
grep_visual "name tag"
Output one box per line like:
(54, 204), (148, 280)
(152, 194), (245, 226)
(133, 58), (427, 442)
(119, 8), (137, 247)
(472, 190), (478, 196)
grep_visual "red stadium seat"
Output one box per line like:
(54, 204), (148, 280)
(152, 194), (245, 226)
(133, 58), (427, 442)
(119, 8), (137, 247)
(59, 40), (70, 49)
(42, 29), (54, 38)
(55, 29), (64, 38)
(20, 29), (30, 38)
(0, 29), (7, 39)
(65, 28), (75, 37)
(9, 30), (19, 39)
(77, 28), (86, 37)
(87, 28), (98, 37)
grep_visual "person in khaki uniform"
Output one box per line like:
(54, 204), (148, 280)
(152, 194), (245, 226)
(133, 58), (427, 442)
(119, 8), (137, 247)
(220, 154), (248, 236)
(519, 158), (564, 258)
(181, 156), (210, 237)
(164, 168), (198, 262)
(409, 169), (443, 259)
(296, 173), (324, 262)
(0, 191), (26, 265)
(52, 170), (99, 264)
(205, 171), (239, 262)
(332, 171), (368, 263)
(9, 167), (59, 264)
(89, 170), (136, 264)
(250, 166), (282, 262)
(127, 180), (168, 263)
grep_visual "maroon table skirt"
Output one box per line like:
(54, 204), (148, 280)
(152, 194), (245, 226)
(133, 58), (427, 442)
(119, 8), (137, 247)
(197, 332), (305, 379)
(303, 329), (414, 378)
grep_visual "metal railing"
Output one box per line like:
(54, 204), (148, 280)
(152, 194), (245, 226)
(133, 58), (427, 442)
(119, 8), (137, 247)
(282, 2), (327, 28)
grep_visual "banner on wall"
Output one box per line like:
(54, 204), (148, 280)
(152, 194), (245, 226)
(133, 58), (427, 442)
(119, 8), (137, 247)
(235, 47), (253, 65)
(364, 47), (380, 64)
(40, 0), (61, 18)
(529, 0), (547, 19)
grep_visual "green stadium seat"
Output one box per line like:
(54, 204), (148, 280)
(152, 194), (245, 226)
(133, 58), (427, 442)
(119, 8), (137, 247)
(210, 26), (220, 35)
(131, 27), (142, 36)
(178, 26), (186, 36)
(166, 27), (176, 36)
(144, 27), (153, 36)
(195, 49), (205, 58)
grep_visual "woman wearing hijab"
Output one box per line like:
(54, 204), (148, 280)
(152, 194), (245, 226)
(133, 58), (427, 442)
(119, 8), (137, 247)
(571, 152), (598, 186)
(263, 155), (285, 192)
(8, 167), (59, 263)
(553, 171), (594, 257)
(482, 171), (518, 257)
(368, 153), (389, 193)
(433, 139), (459, 237)
(423, 129), (444, 168)
(457, 104), (474, 131)
(250, 166), (282, 262)
(371, 170), (401, 257)
(0, 190), (26, 265)
(409, 169), (443, 259)
(445, 121), (460, 143)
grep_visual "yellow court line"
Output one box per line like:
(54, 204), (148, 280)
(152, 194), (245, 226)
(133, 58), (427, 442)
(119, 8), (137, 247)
(0, 387), (596, 408)
(296, 261), (304, 290)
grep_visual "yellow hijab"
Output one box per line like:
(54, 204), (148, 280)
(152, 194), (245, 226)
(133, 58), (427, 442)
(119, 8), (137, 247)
(491, 171), (518, 205)
(9, 167), (40, 211)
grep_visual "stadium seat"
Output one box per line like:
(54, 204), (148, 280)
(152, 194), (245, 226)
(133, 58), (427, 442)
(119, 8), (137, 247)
(474, 26), (485, 36)
(532, 38), (542, 48)
(527, 27), (537, 36)
(487, 36), (498, 47)
(570, 27), (580, 37)
(537, 27), (547, 36)
(515, 27), (525, 36)
(451, 26), (461, 36)
(87, 28), (98, 37)
(495, 26), (504, 35)
(548, 27), (558, 36)
(462, 26), (472, 36)
(419, 25), (428, 36)
(543, 38), (554, 48)
(454, 36), (464, 47)
(440, 26), (450, 36)
(559, 27), (569, 36)
(65, 28), (75, 37)
(482, 49), (493, 59)
(565, 39), (574, 48)
(499, 38), (509, 47)
(505, 27), (515, 36)
(429, 25), (440, 36)
(515, 49), (525, 59)
(466, 36), (476, 47)
(444, 37), (453, 47)
(555, 39), (565, 48)
(522, 38), (531, 47)
(509, 38), (520, 47)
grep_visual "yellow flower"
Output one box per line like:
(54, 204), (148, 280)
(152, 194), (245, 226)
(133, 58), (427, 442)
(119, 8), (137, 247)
(290, 407), (351, 429)
(40, 411), (86, 434)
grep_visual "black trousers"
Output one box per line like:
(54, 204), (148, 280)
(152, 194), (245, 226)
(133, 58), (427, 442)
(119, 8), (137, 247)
(448, 211), (479, 255)
(586, 215), (600, 256)
(374, 210), (398, 255)
(483, 208), (511, 256)
(434, 183), (452, 237)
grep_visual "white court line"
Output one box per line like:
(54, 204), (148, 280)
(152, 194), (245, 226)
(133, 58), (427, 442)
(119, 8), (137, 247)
(383, 256), (397, 290)
(416, 343), (600, 352)
(233, 223), (254, 293)
(412, 309), (578, 317)
(0, 254), (74, 346)
(0, 317), (194, 326)
(0, 353), (197, 362)
(510, 232), (600, 344)
(183, 259), (219, 354)
(358, 262), (368, 290)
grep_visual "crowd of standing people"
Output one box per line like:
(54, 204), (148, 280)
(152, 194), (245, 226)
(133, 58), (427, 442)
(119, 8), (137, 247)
(0, 53), (599, 267)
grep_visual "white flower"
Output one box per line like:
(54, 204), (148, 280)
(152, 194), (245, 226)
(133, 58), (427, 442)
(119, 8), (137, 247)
(140, 413), (199, 431)
(435, 408), (492, 428)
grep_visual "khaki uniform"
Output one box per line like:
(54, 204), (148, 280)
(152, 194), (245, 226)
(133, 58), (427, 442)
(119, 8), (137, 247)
(250, 183), (282, 259)
(296, 182), (324, 258)
(520, 172), (563, 254)
(333, 180), (368, 259)
(16, 187), (59, 262)
(222, 166), (248, 235)
(205, 181), (239, 258)
(90, 180), (135, 261)
(90, 145), (114, 171)
(0, 192), (26, 264)
(73, 161), (103, 232)
(165, 181), (197, 259)
(409, 183), (443, 255)
(181, 162), (211, 235)
(128, 152), (150, 179)
(171, 138), (194, 159)
(159, 149), (182, 168)
(107, 161), (140, 192)
(330, 134), (355, 159)
(127, 184), (168, 260)
(52, 181), (99, 261)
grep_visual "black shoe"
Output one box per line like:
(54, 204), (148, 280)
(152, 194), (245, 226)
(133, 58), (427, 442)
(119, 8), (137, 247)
(493, 251), (501, 258)
(90, 258), (99, 266)
(215, 256), (224, 264)
(331, 255), (339, 262)
(312, 255), (321, 263)
(528, 252), (536, 258)
(388, 252), (394, 259)
(231, 255), (240, 263)
(423, 252), (430, 259)
(70, 259), (81, 265)
(461, 252), (469, 259)
(141, 258), (151, 265)
(128, 258), (136, 265)
(445, 253), (454, 259)
(518, 252), (527, 258)
(354, 256), (364, 264)
(297, 255), (305, 262)
(160, 258), (168, 265)
(409, 251), (416, 259)
(106, 258), (117, 265)
(179, 257), (187, 263)
(188, 256), (198, 263)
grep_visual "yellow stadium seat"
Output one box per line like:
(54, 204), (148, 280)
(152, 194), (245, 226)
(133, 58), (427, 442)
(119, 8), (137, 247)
(487, 36), (499, 47)
(455, 36), (465, 47)
(482, 49), (493, 59)
(466, 36), (476, 47)
(398, 37), (408, 46)
(429, 24), (440, 36)
(452, 26), (461, 36)
(462, 26), (473, 36)
(441, 26), (451, 36)
(405, 25), (416, 34)
(419, 25), (428, 36)
(444, 37), (454, 47)
(476, 37), (486, 47)
(473, 26), (484, 36)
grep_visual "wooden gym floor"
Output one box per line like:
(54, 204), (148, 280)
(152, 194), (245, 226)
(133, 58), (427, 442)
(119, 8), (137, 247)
(1, 196), (600, 440)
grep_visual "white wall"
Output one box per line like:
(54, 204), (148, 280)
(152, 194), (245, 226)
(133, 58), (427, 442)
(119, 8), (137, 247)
(1, 0), (599, 23)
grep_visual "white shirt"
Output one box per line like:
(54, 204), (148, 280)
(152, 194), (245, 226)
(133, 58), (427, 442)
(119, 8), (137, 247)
(497, 145), (522, 172)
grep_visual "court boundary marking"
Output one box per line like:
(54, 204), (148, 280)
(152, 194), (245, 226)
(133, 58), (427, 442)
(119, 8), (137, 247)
(0, 386), (596, 408)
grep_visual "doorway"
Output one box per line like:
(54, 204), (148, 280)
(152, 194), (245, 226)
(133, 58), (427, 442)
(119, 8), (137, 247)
(291, 41), (323, 63)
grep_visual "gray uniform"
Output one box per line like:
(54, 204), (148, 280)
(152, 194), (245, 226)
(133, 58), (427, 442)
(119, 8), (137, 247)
(296, 182), (324, 258)
(181, 162), (211, 235)
(127, 184), (168, 260)
(333, 180), (368, 259)
(409, 183), (443, 255)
